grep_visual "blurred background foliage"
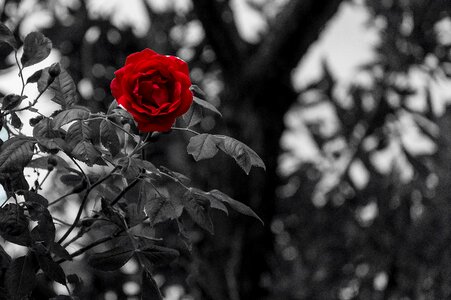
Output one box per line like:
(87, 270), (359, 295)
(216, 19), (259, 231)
(2, 0), (451, 299)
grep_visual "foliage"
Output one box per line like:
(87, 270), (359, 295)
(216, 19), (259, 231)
(0, 26), (264, 299)
(273, 0), (451, 299)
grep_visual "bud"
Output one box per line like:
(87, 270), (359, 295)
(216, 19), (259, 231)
(48, 62), (61, 78)
(29, 115), (44, 126)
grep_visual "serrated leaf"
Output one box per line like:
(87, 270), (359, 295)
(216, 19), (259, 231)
(5, 255), (37, 300)
(72, 141), (101, 166)
(144, 197), (179, 226)
(52, 108), (89, 129)
(33, 118), (64, 151)
(0, 136), (35, 172)
(182, 103), (202, 127)
(216, 135), (265, 174)
(186, 133), (219, 161)
(21, 32), (52, 68)
(208, 189), (263, 224)
(0, 24), (17, 49)
(193, 96), (222, 117)
(141, 271), (163, 300)
(182, 191), (214, 234)
(100, 120), (120, 157)
(38, 67), (77, 108)
(66, 120), (100, 165)
(35, 251), (66, 285)
(88, 245), (134, 271)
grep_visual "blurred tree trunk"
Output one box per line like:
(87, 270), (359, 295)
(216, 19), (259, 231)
(191, 0), (343, 298)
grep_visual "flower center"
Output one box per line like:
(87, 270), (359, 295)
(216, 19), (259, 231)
(138, 73), (170, 108)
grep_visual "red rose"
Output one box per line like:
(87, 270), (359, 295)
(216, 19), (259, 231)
(110, 49), (193, 132)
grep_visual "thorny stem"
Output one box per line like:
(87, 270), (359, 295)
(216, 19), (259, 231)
(62, 177), (142, 248)
(57, 166), (119, 244)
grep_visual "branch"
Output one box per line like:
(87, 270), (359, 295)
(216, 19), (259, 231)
(191, 0), (247, 75)
(244, 0), (343, 90)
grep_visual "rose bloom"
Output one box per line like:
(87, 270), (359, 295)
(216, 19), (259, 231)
(110, 48), (193, 132)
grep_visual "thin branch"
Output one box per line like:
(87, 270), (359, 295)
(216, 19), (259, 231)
(57, 166), (119, 244)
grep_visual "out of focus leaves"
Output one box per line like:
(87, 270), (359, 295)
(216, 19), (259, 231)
(0, 24), (17, 49)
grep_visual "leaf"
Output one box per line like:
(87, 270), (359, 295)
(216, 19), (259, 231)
(208, 189), (263, 224)
(193, 96), (222, 117)
(26, 69), (43, 84)
(216, 135), (265, 174)
(33, 118), (65, 151)
(88, 245), (134, 271)
(66, 121), (100, 165)
(51, 243), (72, 261)
(141, 271), (163, 300)
(2, 94), (26, 111)
(144, 197), (179, 226)
(186, 134), (219, 161)
(182, 103), (202, 127)
(135, 159), (159, 174)
(100, 120), (120, 157)
(21, 32), (52, 68)
(116, 156), (141, 179)
(10, 112), (22, 130)
(52, 108), (89, 129)
(60, 174), (83, 186)
(38, 67), (78, 108)
(27, 155), (70, 170)
(23, 190), (48, 206)
(187, 134), (265, 174)
(34, 250), (66, 285)
(5, 255), (37, 300)
(26, 201), (55, 245)
(0, 136), (35, 172)
(137, 243), (179, 267)
(0, 244), (11, 269)
(0, 24), (17, 49)
(182, 190), (214, 234)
